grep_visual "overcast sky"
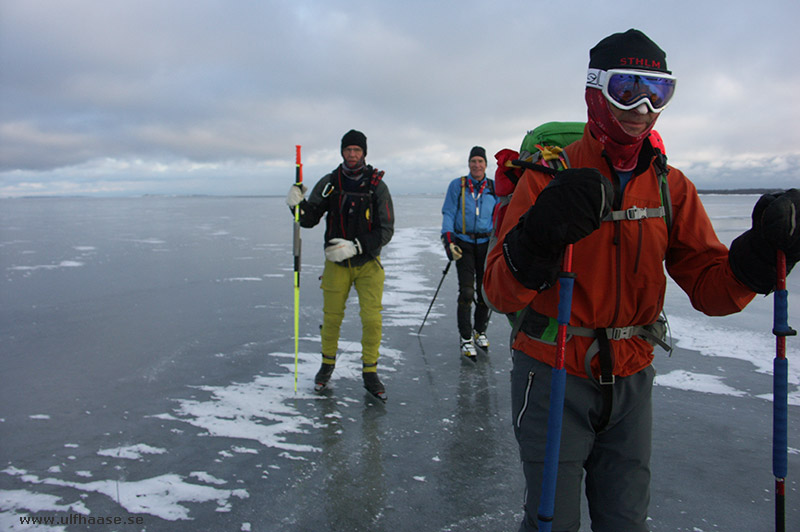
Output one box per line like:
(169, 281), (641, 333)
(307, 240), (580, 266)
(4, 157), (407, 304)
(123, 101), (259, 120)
(1, 0), (798, 197)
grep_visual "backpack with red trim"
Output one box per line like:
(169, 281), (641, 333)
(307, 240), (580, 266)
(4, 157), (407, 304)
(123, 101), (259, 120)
(484, 122), (673, 335)
(490, 121), (671, 250)
(490, 121), (586, 252)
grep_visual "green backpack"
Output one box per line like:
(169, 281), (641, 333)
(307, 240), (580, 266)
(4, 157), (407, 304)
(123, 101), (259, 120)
(519, 121), (586, 163)
(485, 121), (673, 350)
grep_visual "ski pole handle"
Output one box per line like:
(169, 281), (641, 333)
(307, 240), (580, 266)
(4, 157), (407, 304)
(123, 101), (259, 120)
(555, 245), (575, 371)
(773, 250), (795, 339)
(295, 145), (303, 185)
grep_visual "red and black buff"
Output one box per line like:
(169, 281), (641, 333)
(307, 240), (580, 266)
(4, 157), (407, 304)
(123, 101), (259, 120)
(585, 29), (670, 171)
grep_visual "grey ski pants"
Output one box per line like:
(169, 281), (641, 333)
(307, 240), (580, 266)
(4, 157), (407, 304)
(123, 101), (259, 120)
(511, 350), (654, 532)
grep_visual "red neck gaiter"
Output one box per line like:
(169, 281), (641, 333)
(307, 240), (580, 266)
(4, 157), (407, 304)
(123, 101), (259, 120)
(585, 88), (657, 172)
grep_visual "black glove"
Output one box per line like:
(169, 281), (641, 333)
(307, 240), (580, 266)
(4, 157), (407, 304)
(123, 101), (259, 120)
(729, 189), (800, 294)
(502, 168), (614, 291)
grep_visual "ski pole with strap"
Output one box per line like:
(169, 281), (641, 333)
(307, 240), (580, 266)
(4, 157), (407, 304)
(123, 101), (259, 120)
(537, 244), (575, 532)
(293, 145), (303, 392)
(773, 249), (796, 532)
(418, 261), (452, 335)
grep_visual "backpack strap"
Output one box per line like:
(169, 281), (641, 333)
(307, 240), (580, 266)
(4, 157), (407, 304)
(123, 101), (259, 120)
(485, 177), (495, 196)
(460, 176), (466, 236)
(654, 152), (673, 234)
(601, 152), (673, 230)
(370, 168), (385, 189)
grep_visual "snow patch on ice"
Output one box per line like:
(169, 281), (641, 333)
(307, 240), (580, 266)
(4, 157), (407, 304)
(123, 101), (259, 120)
(663, 315), (800, 403)
(231, 446), (258, 455)
(0, 489), (88, 531)
(97, 443), (167, 460)
(381, 227), (447, 327)
(9, 261), (84, 272)
(123, 238), (166, 245)
(190, 471), (227, 485)
(669, 316), (779, 375)
(655, 370), (746, 397)
(152, 353), (324, 453)
(2, 469), (248, 521)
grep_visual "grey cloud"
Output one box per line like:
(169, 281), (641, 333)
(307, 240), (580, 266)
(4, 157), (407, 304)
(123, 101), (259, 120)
(1, 0), (799, 197)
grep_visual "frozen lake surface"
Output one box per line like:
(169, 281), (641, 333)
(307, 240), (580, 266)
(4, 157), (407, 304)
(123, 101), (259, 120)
(1, 194), (798, 531)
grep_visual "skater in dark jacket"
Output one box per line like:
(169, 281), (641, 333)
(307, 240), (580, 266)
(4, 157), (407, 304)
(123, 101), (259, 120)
(287, 129), (394, 400)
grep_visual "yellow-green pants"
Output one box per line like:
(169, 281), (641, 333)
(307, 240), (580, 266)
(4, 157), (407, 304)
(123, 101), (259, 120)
(320, 258), (385, 372)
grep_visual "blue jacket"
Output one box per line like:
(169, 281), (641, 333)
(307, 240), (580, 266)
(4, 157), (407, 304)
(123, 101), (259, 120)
(441, 174), (497, 244)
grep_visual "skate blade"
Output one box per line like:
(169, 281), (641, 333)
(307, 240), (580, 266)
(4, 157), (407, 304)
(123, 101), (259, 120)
(365, 389), (387, 403)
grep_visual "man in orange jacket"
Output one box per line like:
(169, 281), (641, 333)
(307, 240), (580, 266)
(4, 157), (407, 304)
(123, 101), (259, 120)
(483, 29), (800, 531)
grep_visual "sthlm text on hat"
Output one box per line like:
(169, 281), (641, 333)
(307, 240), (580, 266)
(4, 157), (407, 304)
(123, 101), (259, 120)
(589, 28), (670, 74)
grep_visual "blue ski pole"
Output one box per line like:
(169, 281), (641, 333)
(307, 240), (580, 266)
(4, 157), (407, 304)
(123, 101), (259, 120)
(537, 244), (575, 532)
(773, 250), (796, 532)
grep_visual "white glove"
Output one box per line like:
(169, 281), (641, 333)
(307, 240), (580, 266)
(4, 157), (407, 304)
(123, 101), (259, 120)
(325, 238), (362, 262)
(449, 243), (463, 261)
(286, 183), (307, 207)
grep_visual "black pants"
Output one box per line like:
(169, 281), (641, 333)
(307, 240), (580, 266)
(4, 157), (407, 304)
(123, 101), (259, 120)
(455, 239), (490, 339)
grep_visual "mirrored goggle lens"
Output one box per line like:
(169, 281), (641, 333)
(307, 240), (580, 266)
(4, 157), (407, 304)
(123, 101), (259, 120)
(606, 72), (676, 111)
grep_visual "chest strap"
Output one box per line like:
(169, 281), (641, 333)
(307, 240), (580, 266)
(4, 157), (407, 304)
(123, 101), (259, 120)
(603, 205), (665, 222)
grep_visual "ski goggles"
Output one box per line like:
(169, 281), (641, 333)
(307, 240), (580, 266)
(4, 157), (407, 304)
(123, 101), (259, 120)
(587, 68), (677, 113)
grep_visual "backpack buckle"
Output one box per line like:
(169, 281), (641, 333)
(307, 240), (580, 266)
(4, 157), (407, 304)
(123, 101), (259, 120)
(599, 374), (616, 385)
(608, 326), (635, 340)
(625, 206), (648, 220)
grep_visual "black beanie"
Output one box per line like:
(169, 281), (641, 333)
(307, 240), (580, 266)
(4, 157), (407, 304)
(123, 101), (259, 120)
(469, 146), (486, 162)
(589, 29), (670, 74)
(341, 129), (367, 156)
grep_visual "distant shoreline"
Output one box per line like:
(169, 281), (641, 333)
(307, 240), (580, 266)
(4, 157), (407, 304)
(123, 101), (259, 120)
(0, 189), (777, 200)
(696, 188), (780, 195)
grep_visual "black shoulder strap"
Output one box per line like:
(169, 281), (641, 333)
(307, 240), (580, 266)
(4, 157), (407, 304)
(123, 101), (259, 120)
(653, 152), (673, 235)
(511, 159), (559, 175)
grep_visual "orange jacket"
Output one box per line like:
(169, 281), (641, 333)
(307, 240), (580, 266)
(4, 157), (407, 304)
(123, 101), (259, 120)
(484, 126), (756, 378)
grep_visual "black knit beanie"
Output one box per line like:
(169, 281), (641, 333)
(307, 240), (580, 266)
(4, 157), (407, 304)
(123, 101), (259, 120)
(589, 29), (670, 74)
(469, 146), (486, 162)
(341, 129), (367, 156)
